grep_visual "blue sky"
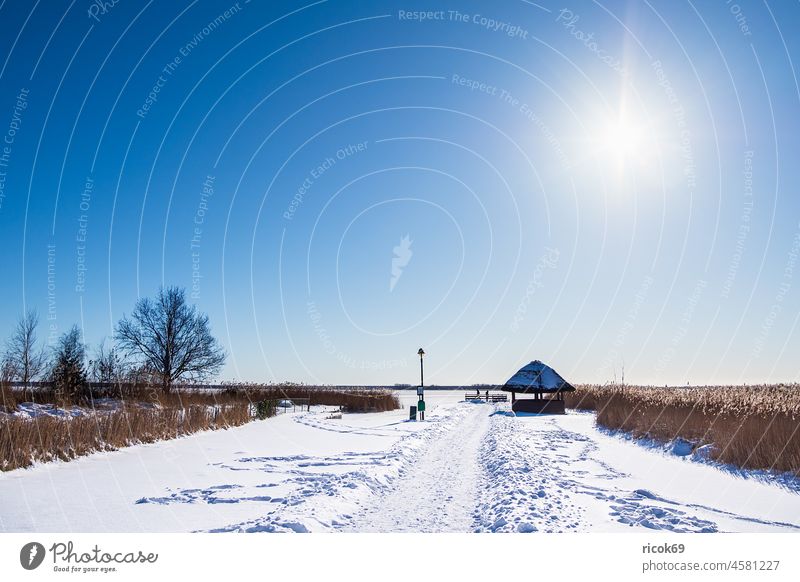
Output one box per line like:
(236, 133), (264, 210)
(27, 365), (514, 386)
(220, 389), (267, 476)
(0, 0), (798, 386)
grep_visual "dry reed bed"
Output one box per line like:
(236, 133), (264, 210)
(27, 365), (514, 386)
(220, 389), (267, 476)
(2, 383), (400, 413)
(565, 384), (800, 475)
(0, 402), (251, 471)
(0, 382), (400, 471)
(210, 384), (401, 413)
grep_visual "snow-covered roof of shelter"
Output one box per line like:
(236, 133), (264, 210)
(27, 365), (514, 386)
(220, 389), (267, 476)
(501, 360), (575, 393)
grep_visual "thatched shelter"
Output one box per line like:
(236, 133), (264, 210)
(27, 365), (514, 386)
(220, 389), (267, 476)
(501, 360), (575, 414)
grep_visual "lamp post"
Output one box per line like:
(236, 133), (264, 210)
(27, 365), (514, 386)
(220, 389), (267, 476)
(417, 348), (425, 421)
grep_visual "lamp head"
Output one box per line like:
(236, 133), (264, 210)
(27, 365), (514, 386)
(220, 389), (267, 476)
(417, 348), (425, 358)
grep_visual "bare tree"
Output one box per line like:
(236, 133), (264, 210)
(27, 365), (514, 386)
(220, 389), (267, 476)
(115, 287), (226, 392)
(3, 310), (48, 385)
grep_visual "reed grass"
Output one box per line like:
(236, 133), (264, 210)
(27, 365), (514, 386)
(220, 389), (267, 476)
(565, 384), (800, 474)
(0, 382), (400, 471)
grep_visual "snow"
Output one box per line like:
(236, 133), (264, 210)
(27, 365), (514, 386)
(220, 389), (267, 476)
(502, 360), (571, 392)
(345, 401), (490, 532)
(1, 391), (799, 533)
(12, 402), (88, 419)
(3, 399), (155, 420)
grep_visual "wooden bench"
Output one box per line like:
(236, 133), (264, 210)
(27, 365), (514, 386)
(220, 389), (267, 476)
(464, 393), (508, 402)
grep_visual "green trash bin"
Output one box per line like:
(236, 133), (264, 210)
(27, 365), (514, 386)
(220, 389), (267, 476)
(417, 400), (425, 411)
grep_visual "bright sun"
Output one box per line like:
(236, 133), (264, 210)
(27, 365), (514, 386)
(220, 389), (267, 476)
(604, 118), (643, 157)
(580, 91), (664, 181)
(594, 112), (653, 176)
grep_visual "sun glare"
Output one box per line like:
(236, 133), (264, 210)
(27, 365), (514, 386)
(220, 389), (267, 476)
(593, 110), (654, 176)
(604, 118), (643, 157)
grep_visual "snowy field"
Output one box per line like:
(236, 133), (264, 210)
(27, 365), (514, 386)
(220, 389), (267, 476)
(1, 391), (799, 533)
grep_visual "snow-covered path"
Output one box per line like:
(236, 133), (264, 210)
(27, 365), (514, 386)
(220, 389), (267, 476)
(347, 402), (490, 532)
(2, 392), (800, 533)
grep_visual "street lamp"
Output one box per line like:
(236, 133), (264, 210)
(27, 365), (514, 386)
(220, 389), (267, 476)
(417, 348), (425, 420)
